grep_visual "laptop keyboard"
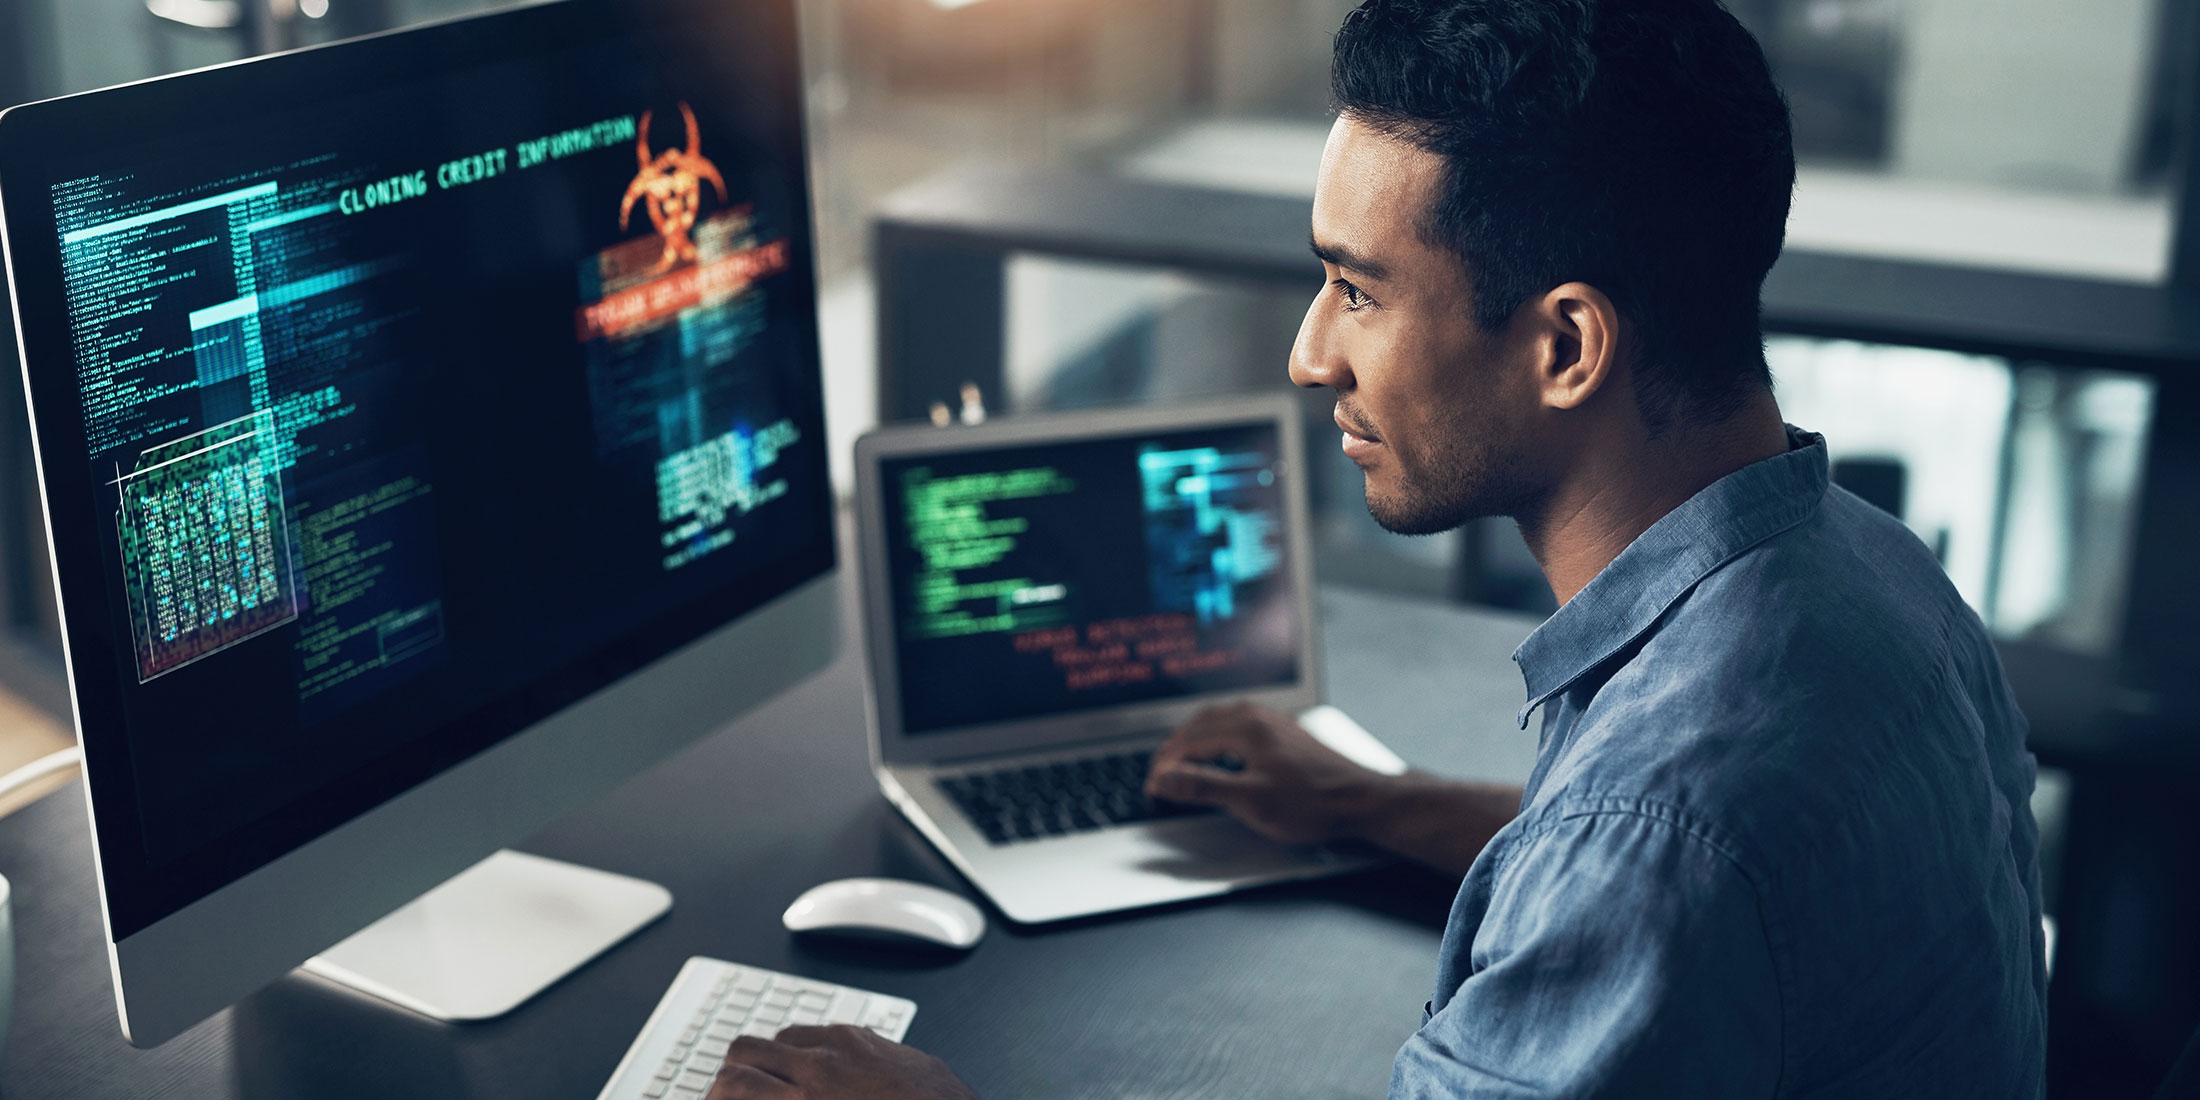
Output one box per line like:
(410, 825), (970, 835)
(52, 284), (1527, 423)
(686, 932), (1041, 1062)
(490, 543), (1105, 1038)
(936, 749), (1217, 845)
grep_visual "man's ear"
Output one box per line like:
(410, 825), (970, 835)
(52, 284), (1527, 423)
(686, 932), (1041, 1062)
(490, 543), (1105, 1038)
(1525, 281), (1621, 411)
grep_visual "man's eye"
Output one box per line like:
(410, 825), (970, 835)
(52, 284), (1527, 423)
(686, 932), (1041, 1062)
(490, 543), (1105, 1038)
(1333, 279), (1373, 312)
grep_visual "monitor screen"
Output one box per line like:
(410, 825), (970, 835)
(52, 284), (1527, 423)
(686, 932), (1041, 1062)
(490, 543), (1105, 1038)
(1, 1), (832, 937)
(880, 421), (1300, 734)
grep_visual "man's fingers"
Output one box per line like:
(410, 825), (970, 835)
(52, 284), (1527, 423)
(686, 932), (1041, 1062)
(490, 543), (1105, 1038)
(706, 1063), (801, 1100)
(1151, 706), (1264, 774)
(721, 1036), (815, 1084)
(1147, 760), (1258, 806)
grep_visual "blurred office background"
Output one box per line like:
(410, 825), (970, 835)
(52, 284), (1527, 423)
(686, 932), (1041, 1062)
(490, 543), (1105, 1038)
(2, 0), (2198, 1095)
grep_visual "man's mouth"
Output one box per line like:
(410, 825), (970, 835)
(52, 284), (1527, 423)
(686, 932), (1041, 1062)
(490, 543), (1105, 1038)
(1335, 407), (1381, 459)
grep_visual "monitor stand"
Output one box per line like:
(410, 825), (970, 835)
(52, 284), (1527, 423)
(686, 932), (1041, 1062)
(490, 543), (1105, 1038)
(300, 849), (672, 1021)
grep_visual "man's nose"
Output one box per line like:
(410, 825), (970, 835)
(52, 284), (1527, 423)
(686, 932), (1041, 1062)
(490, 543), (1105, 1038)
(1288, 292), (1350, 392)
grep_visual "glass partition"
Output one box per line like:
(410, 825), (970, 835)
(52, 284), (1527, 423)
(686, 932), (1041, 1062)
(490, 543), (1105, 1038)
(1767, 338), (2156, 657)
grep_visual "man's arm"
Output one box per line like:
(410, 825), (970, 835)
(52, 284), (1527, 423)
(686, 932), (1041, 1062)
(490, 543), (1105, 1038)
(1390, 806), (1783, 1098)
(1144, 701), (1520, 877)
(701, 701), (1519, 1099)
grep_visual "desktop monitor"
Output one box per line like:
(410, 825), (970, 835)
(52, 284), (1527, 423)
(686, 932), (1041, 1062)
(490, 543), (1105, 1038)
(0, 0), (836, 1045)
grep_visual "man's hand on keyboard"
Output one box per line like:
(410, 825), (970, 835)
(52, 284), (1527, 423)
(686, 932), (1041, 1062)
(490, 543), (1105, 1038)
(707, 1024), (978, 1100)
(1145, 700), (1384, 846)
(1147, 701), (1521, 877)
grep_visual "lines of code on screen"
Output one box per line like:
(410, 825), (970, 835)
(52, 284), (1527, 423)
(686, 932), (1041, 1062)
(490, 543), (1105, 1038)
(51, 171), (400, 685)
(885, 425), (1300, 734)
(901, 465), (1080, 640)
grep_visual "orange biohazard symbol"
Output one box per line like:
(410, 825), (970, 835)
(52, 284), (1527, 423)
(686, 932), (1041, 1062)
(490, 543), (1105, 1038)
(620, 103), (728, 273)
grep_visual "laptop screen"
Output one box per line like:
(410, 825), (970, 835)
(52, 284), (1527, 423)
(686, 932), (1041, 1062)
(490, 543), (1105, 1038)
(879, 419), (1301, 735)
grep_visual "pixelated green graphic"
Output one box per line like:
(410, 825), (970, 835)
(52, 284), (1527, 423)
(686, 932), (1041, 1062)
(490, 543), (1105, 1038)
(116, 410), (299, 681)
(900, 465), (1077, 639)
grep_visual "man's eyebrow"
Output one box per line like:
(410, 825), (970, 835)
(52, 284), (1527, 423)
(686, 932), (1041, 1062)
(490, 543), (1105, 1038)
(1309, 236), (1391, 282)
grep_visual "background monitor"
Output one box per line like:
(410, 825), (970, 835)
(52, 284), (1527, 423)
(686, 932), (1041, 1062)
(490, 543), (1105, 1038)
(0, 0), (836, 1045)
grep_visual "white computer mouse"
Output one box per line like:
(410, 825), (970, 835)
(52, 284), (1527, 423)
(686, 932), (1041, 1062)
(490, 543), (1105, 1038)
(782, 878), (986, 950)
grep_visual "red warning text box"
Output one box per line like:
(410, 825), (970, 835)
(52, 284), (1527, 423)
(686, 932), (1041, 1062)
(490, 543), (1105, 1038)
(575, 238), (790, 343)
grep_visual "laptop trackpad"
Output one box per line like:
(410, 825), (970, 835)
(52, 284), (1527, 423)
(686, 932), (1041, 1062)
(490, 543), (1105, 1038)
(1126, 817), (1343, 881)
(1120, 704), (1404, 881)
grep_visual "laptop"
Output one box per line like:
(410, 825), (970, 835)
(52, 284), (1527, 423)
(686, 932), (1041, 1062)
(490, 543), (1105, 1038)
(853, 392), (1407, 924)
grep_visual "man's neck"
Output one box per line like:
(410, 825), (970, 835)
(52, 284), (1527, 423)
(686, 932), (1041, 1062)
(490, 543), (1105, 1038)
(1520, 392), (1791, 606)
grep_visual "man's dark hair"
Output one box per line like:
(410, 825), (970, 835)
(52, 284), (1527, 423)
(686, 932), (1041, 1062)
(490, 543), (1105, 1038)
(1332, 0), (1794, 432)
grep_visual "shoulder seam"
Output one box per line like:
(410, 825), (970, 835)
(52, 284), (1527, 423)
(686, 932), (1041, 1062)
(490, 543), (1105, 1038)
(1513, 794), (1794, 1098)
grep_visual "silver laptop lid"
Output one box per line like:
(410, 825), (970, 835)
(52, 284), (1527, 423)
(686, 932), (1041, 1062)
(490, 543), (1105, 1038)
(855, 393), (1321, 768)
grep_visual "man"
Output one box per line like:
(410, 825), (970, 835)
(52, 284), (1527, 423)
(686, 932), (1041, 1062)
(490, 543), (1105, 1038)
(708, 0), (2046, 1095)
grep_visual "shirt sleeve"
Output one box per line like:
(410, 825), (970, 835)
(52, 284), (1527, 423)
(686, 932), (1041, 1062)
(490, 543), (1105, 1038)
(1391, 805), (1784, 1099)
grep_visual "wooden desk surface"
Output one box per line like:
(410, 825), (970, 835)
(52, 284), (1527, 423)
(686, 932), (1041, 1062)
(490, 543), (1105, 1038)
(0, 584), (1541, 1100)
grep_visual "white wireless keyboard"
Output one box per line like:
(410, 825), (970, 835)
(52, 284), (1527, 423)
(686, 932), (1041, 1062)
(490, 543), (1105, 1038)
(594, 956), (918, 1100)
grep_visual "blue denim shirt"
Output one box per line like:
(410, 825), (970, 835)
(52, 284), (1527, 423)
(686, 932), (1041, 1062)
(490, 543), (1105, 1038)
(1391, 428), (2045, 1098)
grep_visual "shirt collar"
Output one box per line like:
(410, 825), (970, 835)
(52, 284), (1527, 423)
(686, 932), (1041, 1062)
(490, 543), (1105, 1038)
(1509, 426), (1829, 729)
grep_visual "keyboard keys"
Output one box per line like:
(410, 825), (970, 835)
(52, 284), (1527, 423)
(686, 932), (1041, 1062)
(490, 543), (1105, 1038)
(861, 1001), (910, 1035)
(938, 748), (1218, 846)
(827, 995), (867, 1025)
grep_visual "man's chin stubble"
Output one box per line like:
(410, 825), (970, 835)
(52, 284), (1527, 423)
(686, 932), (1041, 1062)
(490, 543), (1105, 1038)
(1363, 461), (1518, 536)
(1365, 485), (1475, 537)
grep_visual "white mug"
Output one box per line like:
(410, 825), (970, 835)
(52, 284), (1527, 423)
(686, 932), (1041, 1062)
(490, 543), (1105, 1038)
(0, 871), (12, 1069)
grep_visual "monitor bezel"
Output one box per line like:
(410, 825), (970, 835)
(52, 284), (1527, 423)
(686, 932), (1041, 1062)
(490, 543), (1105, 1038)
(0, 0), (839, 1044)
(854, 393), (1322, 768)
